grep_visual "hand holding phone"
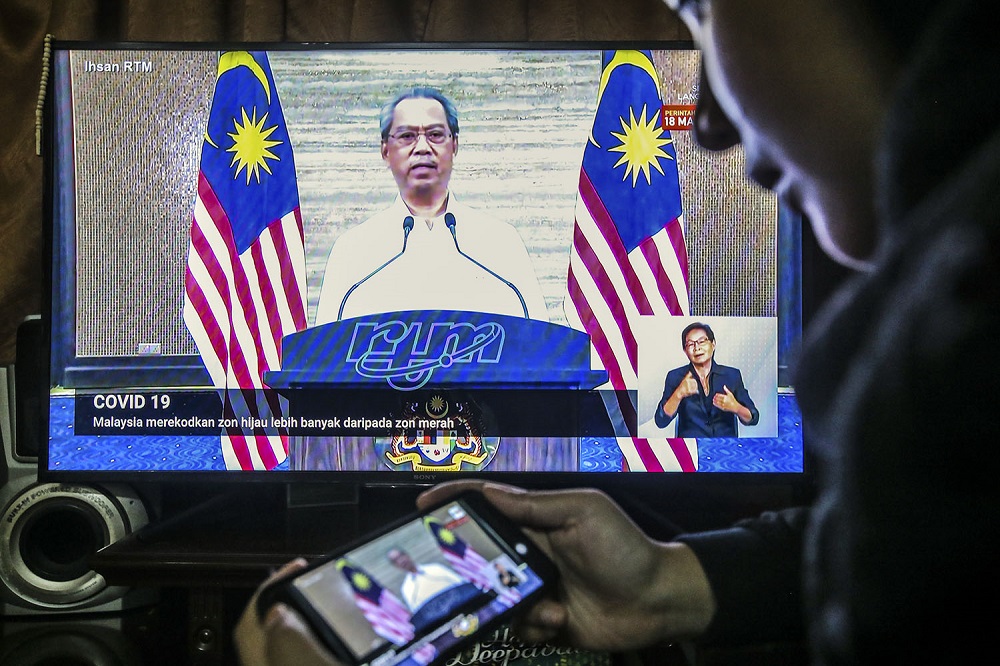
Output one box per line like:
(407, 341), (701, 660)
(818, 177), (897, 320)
(254, 491), (557, 666)
(417, 482), (717, 652)
(235, 558), (345, 666)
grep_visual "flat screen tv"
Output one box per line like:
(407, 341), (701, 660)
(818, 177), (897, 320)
(41, 41), (808, 501)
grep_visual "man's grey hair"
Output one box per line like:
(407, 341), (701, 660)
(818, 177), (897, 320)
(380, 87), (460, 141)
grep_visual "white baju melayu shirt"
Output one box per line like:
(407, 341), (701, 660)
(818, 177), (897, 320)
(400, 562), (467, 612)
(315, 196), (547, 324)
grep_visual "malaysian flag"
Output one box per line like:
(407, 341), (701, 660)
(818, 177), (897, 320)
(566, 50), (697, 472)
(424, 517), (520, 606)
(183, 51), (307, 470)
(336, 559), (420, 647)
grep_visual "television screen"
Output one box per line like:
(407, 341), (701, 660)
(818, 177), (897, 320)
(43, 42), (804, 484)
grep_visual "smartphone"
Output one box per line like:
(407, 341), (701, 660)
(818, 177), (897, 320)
(256, 491), (557, 666)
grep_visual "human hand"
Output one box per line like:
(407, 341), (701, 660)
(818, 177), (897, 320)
(712, 385), (739, 413)
(675, 371), (699, 399)
(234, 558), (346, 666)
(417, 481), (715, 652)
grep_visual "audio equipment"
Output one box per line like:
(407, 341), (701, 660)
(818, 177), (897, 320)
(1, 317), (154, 616)
(1, 615), (145, 665)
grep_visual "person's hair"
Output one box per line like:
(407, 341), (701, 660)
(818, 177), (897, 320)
(681, 322), (715, 347)
(380, 87), (459, 141)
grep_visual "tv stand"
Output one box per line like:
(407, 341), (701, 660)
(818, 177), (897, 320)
(92, 482), (429, 588)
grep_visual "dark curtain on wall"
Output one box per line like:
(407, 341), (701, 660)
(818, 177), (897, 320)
(0, 0), (687, 363)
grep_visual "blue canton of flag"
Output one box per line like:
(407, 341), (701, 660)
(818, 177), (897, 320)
(183, 51), (308, 470)
(199, 52), (299, 249)
(584, 51), (684, 251)
(566, 50), (697, 472)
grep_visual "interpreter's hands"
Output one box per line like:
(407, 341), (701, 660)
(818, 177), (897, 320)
(417, 481), (715, 652)
(675, 371), (699, 399)
(712, 385), (740, 413)
(234, 558), (345, 666)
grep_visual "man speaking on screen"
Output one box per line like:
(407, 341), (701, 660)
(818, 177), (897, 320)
(654, 322), (759, 438)
(314, 87), (547, 323)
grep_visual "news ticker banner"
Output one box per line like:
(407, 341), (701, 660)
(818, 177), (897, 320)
(660, 104), (695, 131)
(70, 388), (621, 439)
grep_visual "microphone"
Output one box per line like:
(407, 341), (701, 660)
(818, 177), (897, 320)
(445, 212), (529, 318)
(337, 215), (415, 321)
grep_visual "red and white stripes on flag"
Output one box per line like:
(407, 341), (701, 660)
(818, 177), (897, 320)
(567, 172), (690, 387)
(357, 590), (416, 646)
(184, 177), (307, 469)
(439, 545), (520, 607)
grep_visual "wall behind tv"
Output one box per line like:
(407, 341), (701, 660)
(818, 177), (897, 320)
(0, 0), (690, 364)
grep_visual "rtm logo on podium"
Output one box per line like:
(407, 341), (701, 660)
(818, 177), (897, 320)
(346, 319), (505, 390)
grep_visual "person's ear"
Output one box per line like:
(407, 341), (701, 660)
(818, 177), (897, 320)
(381, 140), (389, 162)
(452, 135), (459, 156)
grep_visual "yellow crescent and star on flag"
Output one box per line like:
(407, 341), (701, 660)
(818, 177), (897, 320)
(590, 50), (675, 187)
(205, 51), (283, 185)
(336, 558), (373, 591)
(434, 524), (458, 547)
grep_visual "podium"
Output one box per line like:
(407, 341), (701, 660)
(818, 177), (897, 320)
(264, 310), (609, 472)
(265, 309), (608, 390)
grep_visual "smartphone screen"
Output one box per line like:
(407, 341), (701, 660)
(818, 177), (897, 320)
(278, 495), (552, 666)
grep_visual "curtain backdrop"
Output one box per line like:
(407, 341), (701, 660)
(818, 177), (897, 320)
(0, 0), (687, 362)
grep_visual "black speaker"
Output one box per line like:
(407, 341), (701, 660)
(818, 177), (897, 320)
(1, 316), (154, 616)
(1, 615), (144, 666)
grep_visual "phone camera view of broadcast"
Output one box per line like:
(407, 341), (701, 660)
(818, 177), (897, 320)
(46, 44), (802, 477)
(256, 494), (557, 666)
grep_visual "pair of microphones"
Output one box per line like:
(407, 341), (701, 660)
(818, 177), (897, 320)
(336, 212), (529, 320)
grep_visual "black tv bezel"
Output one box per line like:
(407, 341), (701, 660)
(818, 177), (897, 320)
(39, 39), (814, 502)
